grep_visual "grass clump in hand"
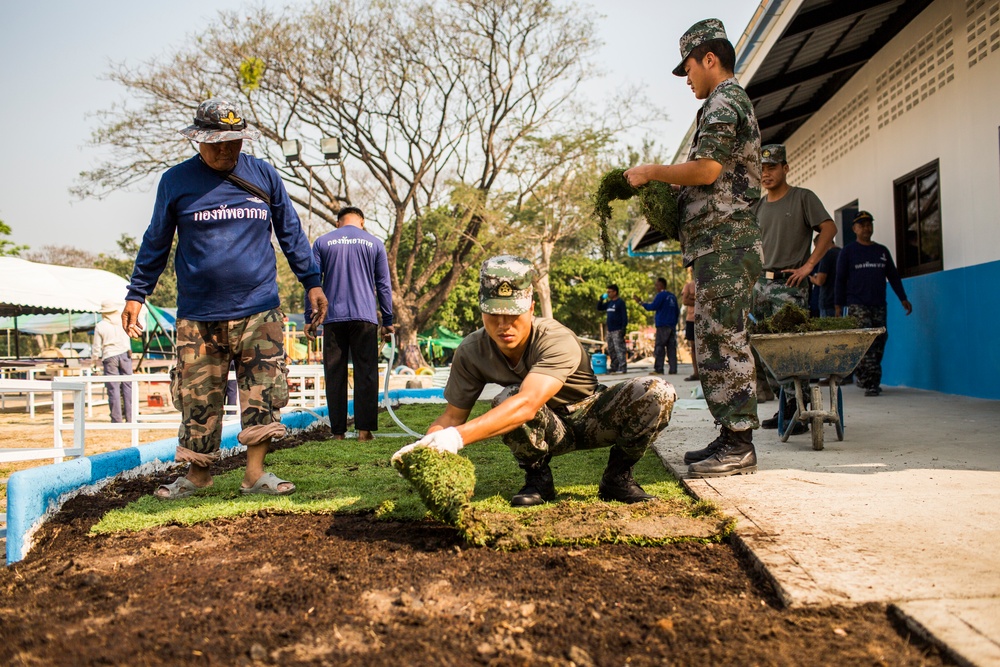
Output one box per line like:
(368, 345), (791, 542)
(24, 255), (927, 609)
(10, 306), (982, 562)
(592, 168), (680, 258)
(392, 446), (476, 527)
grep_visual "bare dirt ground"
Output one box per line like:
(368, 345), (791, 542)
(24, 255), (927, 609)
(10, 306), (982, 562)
(0, 430), (950, 667)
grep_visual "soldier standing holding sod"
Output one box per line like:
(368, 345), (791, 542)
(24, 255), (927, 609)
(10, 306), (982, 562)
(123, 98), (328, 499)
(392, 256), (676, 506)
(624, 19), (763, 478)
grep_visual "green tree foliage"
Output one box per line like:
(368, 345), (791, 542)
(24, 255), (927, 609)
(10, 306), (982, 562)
(275, 249), (305, 316)
(238, 57), (265, 92)
(0, 219), (28, 257)
(549, 255), (657, 339)
(435, 264), (484, 336)
(95, 234), (178, 308)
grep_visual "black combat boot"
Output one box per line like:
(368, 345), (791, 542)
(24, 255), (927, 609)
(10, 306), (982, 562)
(598, 447), (655, 503)
(683, 431), (725, 464)
(510, 456), (556, 507)
(687, 427), (757, 478)
(761, 396), (808, 435)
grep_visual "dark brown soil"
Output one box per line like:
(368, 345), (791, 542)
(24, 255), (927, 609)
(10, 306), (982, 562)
(1, 429), (949, 666)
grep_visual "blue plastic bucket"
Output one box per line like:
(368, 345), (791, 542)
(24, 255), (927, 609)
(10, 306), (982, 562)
(591, 353), (607, 375)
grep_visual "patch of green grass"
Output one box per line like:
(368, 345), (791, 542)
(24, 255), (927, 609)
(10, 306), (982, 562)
(92, 403), (729, 548)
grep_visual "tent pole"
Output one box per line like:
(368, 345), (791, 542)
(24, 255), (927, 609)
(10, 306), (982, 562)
(14, 314), (20, 359)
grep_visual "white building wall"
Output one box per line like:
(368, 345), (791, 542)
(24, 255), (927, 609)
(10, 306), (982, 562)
(783, 0), (1000, 271)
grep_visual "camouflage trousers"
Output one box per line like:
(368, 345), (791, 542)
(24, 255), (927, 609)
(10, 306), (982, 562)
(845, 304), (887, 390)
(751, 276), (810, 399)
(491, 377), (677, 466)
(692, 245), (763, 431)
(170, 309), (289, 455)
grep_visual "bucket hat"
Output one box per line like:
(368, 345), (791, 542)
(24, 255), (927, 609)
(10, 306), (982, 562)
(99, 299), (122, 314)
(179, 98), (261, 143)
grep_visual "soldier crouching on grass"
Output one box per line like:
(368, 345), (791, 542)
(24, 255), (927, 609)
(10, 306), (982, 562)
(392, 255), (676, 506)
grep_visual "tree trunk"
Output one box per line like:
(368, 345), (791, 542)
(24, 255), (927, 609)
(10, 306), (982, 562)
(535, 240), (556, 319)
(536, 273), (553, 319)
(392, 303), (428, 370)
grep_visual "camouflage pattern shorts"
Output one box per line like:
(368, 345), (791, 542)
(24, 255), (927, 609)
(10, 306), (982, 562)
(491, 377), (677, 465)
(692, 244), (763, 431)
(170, 309), (289, 455)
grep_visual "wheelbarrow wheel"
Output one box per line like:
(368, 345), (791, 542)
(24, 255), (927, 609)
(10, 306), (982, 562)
(835, 385), (845, 441)
(810, 385), (824, 451)
(777, 387), (786, 435)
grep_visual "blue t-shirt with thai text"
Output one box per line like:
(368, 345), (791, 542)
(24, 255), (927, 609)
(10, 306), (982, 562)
(307, 225), (393, 327)
(834, 241), (907, 308)
(127, 153), (321, 320)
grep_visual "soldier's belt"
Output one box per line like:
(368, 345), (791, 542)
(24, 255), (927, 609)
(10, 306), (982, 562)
(763, 270), (791, 282)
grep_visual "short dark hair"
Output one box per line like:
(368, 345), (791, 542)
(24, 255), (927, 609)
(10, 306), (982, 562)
(656, 277), (667, 288)
(337, 206), (365, 221)
(607, 284), (619, 293)
(689, 38), (736, 74)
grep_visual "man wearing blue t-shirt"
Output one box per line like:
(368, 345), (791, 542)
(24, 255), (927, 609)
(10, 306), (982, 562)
(306, 207), (393, 441)
(835, 211), (913, 396)
(597, 284), (628, 373)
(635, 277), (681, 374)
(124, 98), (328, 499)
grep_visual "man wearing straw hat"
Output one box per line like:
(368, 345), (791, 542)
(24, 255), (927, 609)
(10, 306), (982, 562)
(92, 299), (133, 423)
(123, 98), (328, 499)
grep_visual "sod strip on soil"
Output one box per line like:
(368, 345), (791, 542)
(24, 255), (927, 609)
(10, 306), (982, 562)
(92, 403), (731, 548)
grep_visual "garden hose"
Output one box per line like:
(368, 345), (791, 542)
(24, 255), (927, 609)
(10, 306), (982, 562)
(381, 333), (423, 438)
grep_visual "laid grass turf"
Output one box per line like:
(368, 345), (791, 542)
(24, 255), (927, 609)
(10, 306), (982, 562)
(92, 403), (732, 547)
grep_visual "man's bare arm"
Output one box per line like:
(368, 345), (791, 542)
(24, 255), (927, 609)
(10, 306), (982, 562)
(624, 159), (723, 188)
(440, 373), (564, 447)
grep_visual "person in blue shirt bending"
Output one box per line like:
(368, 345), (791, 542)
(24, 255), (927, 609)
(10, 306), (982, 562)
(834, 211), (913, 397)
(597, 284), (628, 373)
(306, 207), (394, 441)
(635, 277), (681, 374)
(123, 98), (328, 500)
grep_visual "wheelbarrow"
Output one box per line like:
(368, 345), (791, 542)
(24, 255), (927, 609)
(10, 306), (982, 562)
(750, 328), (885, 451)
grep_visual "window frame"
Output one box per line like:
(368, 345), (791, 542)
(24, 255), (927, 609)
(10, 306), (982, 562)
(893, 159), (943, 278)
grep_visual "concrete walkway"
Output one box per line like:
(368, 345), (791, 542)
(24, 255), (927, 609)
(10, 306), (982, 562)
(642, 367), (1000, 667)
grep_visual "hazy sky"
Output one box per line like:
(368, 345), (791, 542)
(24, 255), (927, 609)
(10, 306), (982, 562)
(0, 1), (757, 255)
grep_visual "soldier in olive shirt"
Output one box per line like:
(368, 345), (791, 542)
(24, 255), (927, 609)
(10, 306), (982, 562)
(393, 256), (676, 506)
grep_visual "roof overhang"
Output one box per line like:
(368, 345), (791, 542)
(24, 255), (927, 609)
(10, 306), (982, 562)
(631, 0), (934, 251)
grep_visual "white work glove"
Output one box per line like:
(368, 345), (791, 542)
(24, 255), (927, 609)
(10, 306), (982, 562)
(391, 427), (465, 464)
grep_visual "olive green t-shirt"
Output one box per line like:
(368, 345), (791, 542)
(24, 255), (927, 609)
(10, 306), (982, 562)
(751, 186), (832, 270)
(444, 318), (598, 410)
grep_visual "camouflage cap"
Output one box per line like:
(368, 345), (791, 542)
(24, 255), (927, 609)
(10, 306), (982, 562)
(179, 98), (262, 144)
(853, 210), (875, 225)
(672, 18), (729, 77)
(761, 144), (787, 164)
(479, 255), (534, 315)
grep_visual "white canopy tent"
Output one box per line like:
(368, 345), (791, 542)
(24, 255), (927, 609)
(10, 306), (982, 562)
(0, 257), (145, 358)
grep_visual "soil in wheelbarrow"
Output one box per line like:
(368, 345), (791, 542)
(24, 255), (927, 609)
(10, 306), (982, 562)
(0, 430), (949, 666)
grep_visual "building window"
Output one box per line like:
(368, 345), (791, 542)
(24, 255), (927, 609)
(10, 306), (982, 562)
(893, 159), (943, 277)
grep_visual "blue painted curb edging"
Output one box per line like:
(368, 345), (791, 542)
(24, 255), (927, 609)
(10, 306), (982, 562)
(5, 388), (444, 565)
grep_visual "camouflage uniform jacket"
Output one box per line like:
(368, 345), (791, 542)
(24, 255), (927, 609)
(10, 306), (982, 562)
(677, 77), (762, 267)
